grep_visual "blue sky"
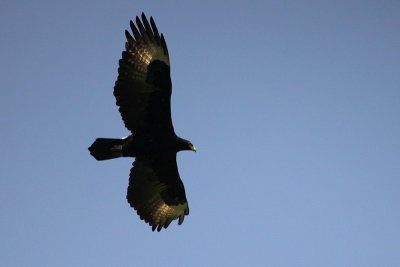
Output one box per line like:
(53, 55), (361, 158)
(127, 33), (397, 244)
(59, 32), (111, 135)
(1, 0), (399, 266)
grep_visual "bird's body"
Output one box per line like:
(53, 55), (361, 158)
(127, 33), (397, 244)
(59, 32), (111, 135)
(88, 13), (195, 232)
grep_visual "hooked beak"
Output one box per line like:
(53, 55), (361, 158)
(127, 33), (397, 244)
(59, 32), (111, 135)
(190, 144), (197, 152)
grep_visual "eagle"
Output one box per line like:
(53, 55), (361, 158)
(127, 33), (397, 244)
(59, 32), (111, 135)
(88, 13), (196, 232)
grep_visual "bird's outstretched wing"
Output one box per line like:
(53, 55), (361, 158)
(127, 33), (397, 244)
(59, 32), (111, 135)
(127, 153), (189, 231)
(114, 13), (174, 136)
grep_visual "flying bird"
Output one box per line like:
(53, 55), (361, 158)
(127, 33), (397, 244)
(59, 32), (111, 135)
(88, 13), (196, 232)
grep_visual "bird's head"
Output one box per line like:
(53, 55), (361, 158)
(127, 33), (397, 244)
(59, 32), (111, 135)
(188, 142), (197, 152)
(177, 137), (196, 152)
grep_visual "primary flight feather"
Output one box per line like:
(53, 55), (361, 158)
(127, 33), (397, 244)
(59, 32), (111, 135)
(89, 13), (196, 232)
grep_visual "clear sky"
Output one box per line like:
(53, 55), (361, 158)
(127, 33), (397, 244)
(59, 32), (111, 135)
(1, 0), (399, 266)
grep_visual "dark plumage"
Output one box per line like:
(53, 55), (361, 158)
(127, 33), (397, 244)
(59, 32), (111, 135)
(88, 13), (196, 232)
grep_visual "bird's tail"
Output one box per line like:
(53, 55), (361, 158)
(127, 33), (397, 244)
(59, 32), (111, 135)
(88, 138), (126, 161)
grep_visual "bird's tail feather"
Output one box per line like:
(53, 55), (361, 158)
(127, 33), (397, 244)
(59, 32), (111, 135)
(88, 138), (125, 161)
